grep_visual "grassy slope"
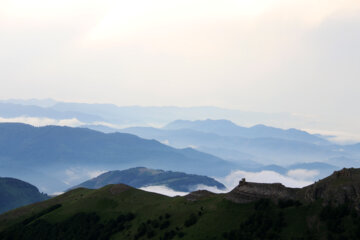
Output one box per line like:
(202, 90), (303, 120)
(0, 184), (359, 240)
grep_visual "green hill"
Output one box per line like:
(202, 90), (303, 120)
(1, 169), (360, 239)
(0, 177), (49, 214)
(71, 167), (226, 192)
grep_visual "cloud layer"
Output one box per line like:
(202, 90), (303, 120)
(63, 167), (107, 186)
(0, 117), (83, 127)
(140, 185), (188, 197)
(138, 168), (318, 197)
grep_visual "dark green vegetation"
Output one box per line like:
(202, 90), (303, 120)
(0, 177), (49, 214)
(72, 167), (226, 192)
(2, 168), (360, 240)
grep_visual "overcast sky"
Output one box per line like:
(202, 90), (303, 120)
(1, 0), (360, 136)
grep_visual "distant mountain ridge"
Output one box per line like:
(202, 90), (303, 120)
(71, 167), (226, 192)
(0, 99), (312, 128)
(0, 102), (102, 122)
(1, 100), (357, 172)
(120, 120), (355, 170)
(0, 123), (235, 193)
(164, 119), (329, 144)
(0, 177), (48, 213)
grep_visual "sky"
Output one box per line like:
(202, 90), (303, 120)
(1, 0), (360, 137)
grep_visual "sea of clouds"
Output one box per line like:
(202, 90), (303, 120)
(140, 168), (318, 197)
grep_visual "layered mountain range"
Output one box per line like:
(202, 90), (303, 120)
(1, 99), (360, 198)
(0, 123), (235, 193)
(0, 100), (304, 127)
(120, 119), (358, 167)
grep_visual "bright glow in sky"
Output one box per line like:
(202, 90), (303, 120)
(1, 0), (360, 135)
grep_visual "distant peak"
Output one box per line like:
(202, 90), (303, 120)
(164, 119), (239, 130)
(251, 124), (268, 128)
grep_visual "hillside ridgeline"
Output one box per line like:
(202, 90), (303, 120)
(1, 168), (360, 239)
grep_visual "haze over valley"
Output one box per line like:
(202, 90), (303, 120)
(0, 100), (359, 196)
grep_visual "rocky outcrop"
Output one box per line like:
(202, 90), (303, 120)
(221, 168), (360, 206)
(185, 190), (216, 201)
(299, 168), (360, 206)
(225, 178), (299, 203)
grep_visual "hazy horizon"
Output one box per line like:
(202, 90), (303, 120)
(2, 0), (360, 142)
(1, 97), (359, 144)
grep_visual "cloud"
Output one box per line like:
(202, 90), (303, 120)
(0, 116), (132, 133)
(160, 139), (170, 145)
(140, 185), (188, 197)
(63, 167), (107, 185)
(0, 116), (83, 127)
(51, 192), (65, 196)
(303, 128), (360, 144)
(139, 168), (318, 197)
(286, 169), (319, 181)
(192, 184), (228, 193)
(92, 121), (128, 129)
(87, 170), (107, 178)
(63, 168), (82, 185)
(140, 184), (229, 197)
(58, 118), (83, 127)
(187, 145), (198, 149)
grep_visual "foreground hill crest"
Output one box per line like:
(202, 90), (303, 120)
(2, 168), (360, 239)
(225, 168), (360, 206)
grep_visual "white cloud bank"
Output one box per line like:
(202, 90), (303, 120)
(287, 169), (319, 181)
(0, 116), (83, 127)
(0, 116), (138, 131)
(217, 169), (317, 190)
(139, 168), (318, 197)
(63, 167), (107, 186)
(140, 184), (230, 197)
(140, 185), (188, 197)
(303, 128), (360, 144)
(51, 192), (65, 196)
